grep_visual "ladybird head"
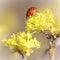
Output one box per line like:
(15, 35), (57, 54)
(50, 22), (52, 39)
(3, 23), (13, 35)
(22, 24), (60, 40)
(26, 7), (37, 17)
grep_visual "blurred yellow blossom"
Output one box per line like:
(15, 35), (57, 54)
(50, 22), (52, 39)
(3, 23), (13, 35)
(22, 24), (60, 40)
(50, 27), (56, 33)
(2, 32), (40, 57)
(17, 32), (40, 56)
(26, 9), (55, 33)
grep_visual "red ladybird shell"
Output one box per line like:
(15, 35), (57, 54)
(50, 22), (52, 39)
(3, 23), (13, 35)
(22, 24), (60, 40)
(26, 7), (37, 17)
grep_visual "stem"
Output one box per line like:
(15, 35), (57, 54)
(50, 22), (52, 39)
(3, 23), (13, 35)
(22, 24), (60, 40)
(49, 39), (55, 60)
(42, 30), (56, 60)
(17, 50), (27, 60)
(17, 50), (24, 59)
(22, 55), (27, 60)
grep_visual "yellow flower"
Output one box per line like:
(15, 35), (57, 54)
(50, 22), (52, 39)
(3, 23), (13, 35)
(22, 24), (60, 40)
(17, 32), (40, 51)
(50, 27), (56, 33)
(26, 23), (34, 32)
(26, 51), (30, 57)
(33, 38), (40, 48)
(26, 9), (55, 32)
(2, 34), (17, 52)
(27, 17), (34, 23)
(2, 32), (40, 57)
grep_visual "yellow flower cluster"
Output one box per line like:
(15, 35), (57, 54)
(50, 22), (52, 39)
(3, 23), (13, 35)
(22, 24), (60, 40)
(2, 32), (40, 57)
(2, 34), (17, 51)
(17, 32), (40, 56)
(26, 9), (56, 33)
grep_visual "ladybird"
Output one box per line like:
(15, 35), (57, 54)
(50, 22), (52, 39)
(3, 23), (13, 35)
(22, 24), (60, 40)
(26, 7), (37, 17)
